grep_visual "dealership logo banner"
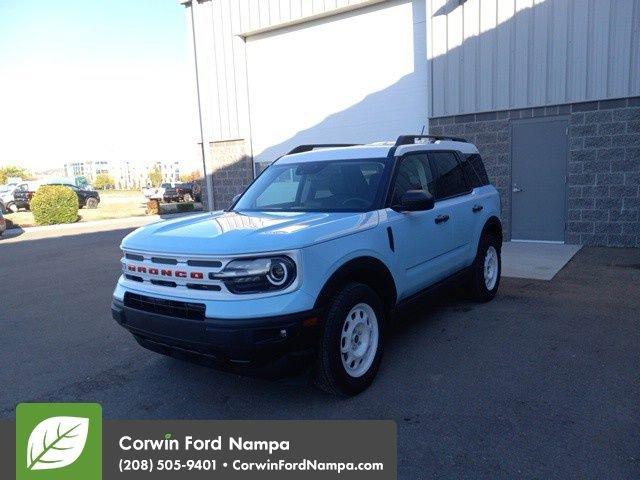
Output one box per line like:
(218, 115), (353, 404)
(2, 408), (396, 479)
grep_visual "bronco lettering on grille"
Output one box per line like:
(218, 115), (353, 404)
(125, 264), (204, 279)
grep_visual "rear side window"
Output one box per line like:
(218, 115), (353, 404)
(429, 151), (469, 199)
(390, 154), (434, 205)
(461, 153), (490, 187)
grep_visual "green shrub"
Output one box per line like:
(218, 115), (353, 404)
(176, 203), (195, 212)
(31, 185), (79, 226)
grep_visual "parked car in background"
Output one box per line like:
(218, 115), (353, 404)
(143, 183), (172, 200)
(13, 182), (100, 210)
(0, 182), (23, 213)
(162, 182), (202, 203)
(1, 181), (38, 213)
(12, 182), (40, 211)
(0, 209), (6, 236)
(48, 183), (100, 209)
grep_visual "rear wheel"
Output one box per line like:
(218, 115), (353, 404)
(86, 197), (99, 209)
(6, 202), (17, 213)
(183, 193), (193, 203)
(469, 233), (501, 302)
(314, 283), (384, 396)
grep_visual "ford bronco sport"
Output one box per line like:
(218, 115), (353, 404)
(112, 135), (502, 396)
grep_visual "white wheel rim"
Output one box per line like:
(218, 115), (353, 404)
(484, 246), (499, 290)
(340, 303), (379, 378)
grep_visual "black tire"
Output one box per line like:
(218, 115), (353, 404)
(183, 193), (193, 203)
(86, 197), (99, 209)
(314, 282), (385, 396)
(469, 233), (501, 302)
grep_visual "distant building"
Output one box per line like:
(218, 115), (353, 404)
(64, 160), (182, 189)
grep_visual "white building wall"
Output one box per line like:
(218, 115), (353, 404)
(429, 0), (640, 118)
(182, 0), (389, 144)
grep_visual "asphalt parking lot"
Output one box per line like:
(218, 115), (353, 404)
(1, 229), (639, 479)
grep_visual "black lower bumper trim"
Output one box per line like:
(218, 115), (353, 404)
(111, 298), (320, 368)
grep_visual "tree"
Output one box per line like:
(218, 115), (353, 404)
(0, 166), (33, 184)
(93, 173), (116, 190)
(180, 170), (203, 183)
(148, 167), (163, 187)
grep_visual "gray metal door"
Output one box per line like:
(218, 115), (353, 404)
(511, 117), (568, 242)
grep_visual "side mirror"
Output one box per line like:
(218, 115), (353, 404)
(396, 190), (434, 212)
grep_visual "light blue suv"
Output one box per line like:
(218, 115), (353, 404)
(112, 135), (502, 396)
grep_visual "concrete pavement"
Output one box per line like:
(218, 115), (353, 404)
(1, 229), (639, 479)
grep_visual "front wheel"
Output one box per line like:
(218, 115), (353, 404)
(6, 202), (17, 213)
(314, 283), (384, 396)
(469, 233), (501, 302)
(85, 197), (99, 209)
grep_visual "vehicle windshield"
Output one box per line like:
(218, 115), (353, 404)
(234, 159), (388, 212)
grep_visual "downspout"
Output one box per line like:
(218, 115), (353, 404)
(188, 0), (215, 211)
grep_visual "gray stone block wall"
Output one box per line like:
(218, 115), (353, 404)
(430, 97), (640, 247)
(206, 139), (254, 210)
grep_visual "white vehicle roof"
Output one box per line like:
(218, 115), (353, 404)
(277, 138), (479, 164)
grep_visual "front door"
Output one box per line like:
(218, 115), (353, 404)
(511, 117), (568, 242)
(386, 153), (453, 298)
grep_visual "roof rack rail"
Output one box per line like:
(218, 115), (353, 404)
(395, 135), (469, 146)
(286, 144), (362, 155)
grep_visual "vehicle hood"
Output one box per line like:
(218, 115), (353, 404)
(121, 210), (379, 255)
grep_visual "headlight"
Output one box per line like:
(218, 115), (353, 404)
(212, 256), (297, 294)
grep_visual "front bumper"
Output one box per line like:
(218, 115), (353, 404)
(111, 296), (320, 369)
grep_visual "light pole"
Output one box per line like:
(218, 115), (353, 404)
(187, 0), (214, 211)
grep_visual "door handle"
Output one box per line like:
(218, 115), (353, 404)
(472, 204), (483, 213)
(513, 186), (524, 193)
(435, 214), (450, 224)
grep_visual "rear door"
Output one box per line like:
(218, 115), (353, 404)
(428, 151), (475, 272)
(386, 153), (453, 297)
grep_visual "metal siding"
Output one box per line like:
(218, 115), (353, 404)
(430, 0), (447, 117)
(632, 0), (640, 94)
(186, 0), (378, 142)
(462, 0), (480, 113)
(495, 0), (514, 110)
(246, 0), (427, 164)
(548, 0), (568, 104)
(428, 0), (640, 117)
(478, 0), (497, 112)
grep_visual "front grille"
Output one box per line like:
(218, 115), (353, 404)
(121, 250), (226, 295)
(188, 259), (223, 268)
(124, 292), (205, 320)
(186, 283), (221, 291)
(151, 280), (177, 287)
(151, 257), (177, 265)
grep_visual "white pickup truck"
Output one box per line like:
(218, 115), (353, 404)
(142, 183), (173, 200)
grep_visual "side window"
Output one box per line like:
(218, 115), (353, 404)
(461, 153), (489, 187)
(391, 154), (434, 206)
(429, 151), (469, 200)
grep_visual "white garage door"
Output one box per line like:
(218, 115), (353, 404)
(246, 0), (427, 166)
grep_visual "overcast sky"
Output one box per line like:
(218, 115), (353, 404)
(0, 0), (199, 172)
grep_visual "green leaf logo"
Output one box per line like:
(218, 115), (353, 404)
(26, 416), (89, 470)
